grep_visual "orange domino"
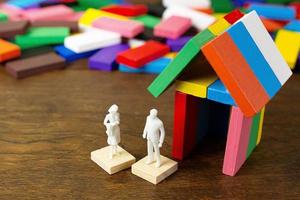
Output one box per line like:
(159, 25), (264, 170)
(202, 33), (269, 117)
(0, 39), (20, 63)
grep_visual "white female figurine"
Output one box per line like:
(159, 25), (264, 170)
(143, 109), (165, 168)
(103, 104), (121, 159)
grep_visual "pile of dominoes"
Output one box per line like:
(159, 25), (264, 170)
(0, 0), (298, 177)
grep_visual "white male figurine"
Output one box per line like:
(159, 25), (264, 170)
(143, 109), (165, 168)
(103, 104), (121, 159)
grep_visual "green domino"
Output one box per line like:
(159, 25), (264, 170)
(15, 27), (70, 49)
(147, 29), (215, 97)
(0, 12), (8, 22)
(211, 0), (234, 13)
(246, 111), (262, 158)
(133, 15), (161, 29)
(266, 0), (294, 3)
(78, 0), (115, 9)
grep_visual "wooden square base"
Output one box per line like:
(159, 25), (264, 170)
(131, 155), (178, 184)
(91, 146), (136, 175)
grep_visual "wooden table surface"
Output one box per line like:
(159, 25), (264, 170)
(0, 59), (299, 200)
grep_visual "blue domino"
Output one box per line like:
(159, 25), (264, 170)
(247, 4), (296, 21)
(119, 57), (171, 74)
(285, 20), (300, 32)
(54, 45), (98, 63)
(8, 0), (46, 8)
(207, 80), (236, 106)
(227, 21), (281, 98)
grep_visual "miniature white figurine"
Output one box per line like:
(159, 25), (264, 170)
(132, 108), (177, 184)
(91, 104), (135, 175)
(143, 109), (165, 168)
(103, 104), (121, 159)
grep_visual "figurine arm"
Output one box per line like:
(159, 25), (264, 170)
(143, 117), (148, 139)
(103, 115), (109, 126)
(158, 122), (165, 148)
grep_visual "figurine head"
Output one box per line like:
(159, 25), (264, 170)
(149, 109), (158, 119)
(108, 104), (118, 113)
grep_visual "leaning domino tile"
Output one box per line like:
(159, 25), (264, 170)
(116, 40), (170, 68)
(148, 29), (215, 98)
(21, 5), (74, 22)
(15, 27), (70, 49)
(227, 21), (282, 98)
(92, 17), (144, 38)
(79, 8), (128, 26)
(162, 5), (215, 30)
(0, 5), (24, 21)
(0, 20), (29, 39)
(222, 106), (253, 176)
(284, 20), (300, 32)
(202, 31), (270, 117)
(119, 57), (171, 74)
(101, 4), (148, 17)
(0, 39), (20, 63)
(154, 16), (192, 39)
(54, 45), (98, 62)
(240, 11), (292, 85)
(166, 36), (193, 52)
(64, 29), (121, 53)
(89, 44), (129, 71)
(5, 52), (66, 79)
(162, 0), (211, 9)
(275, 29), (300, 70)
(247, 3), (296, 21)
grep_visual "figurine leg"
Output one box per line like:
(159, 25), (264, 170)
(153, 143), (161, 168)
(146, 140), (154, 164)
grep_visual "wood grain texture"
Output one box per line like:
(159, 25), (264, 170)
(0, 59), (299, 199)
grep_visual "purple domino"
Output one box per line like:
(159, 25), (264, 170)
(166, 36), (192, 52)
(88, 44), (129, 71)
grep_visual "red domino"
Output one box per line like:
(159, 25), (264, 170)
(116, 40), (170, 68)
(224, 9), (244, 24)
(172, 91), (199, 160)
(101, 5), (148, 17)
(290, 2), (300, 18)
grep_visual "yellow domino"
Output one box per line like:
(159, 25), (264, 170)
(79, 8), (128, 26)
(164, 52), (177, 59)
(256, 107), (265, 145)
(275, 29), (300, 70)
(208, 18), (231, 36)
(212, 13), (226, 20)
(175, 75), (217, 98)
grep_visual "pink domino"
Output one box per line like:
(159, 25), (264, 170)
(0, 3), (25, 21)
(222, 106), (253, 176)
(21, 5), (74, 22)
(154, 15), (192, 39)
(92, 17), (144, 38)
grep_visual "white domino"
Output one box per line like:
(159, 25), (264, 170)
(162, 5), (215, 31)
(162, 0), (211, 9)
(239, 11), (292, 85)
(64, 29), (121, 53)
